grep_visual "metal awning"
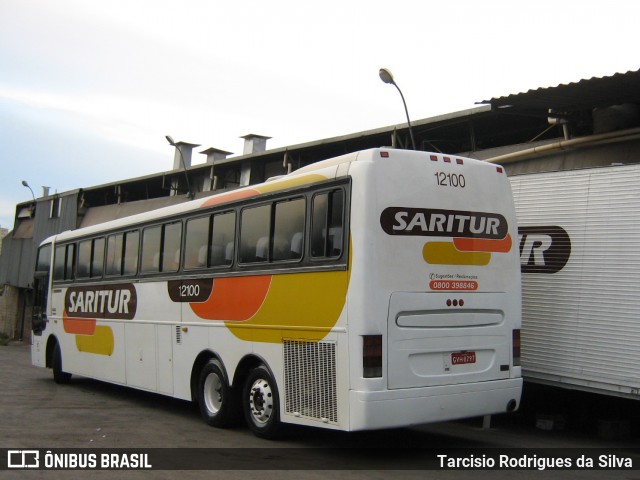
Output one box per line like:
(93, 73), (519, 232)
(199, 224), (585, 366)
(479, 69), (640, 112)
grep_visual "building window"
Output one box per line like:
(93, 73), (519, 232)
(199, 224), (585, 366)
(50, 197), (61, 219)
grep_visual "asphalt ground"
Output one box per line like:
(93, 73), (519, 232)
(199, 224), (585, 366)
(1, 342), (639, 480)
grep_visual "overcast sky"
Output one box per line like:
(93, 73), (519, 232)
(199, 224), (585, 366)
(1, 0), (638, 230)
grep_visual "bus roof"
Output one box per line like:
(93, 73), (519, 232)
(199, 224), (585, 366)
(43, 148), (496, 246)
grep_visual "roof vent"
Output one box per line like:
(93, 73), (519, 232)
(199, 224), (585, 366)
(241, 134), (271, 155)
(200, 147), (233, 164)
(170, 141), (200, 170)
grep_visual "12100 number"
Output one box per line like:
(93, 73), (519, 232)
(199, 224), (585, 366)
(435, 172), (466, 188)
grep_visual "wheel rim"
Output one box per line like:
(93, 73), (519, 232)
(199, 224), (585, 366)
(248, 378), (273, 426)
(203, 372), (223, 415)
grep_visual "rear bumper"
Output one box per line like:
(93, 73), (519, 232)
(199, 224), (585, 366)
(348, 377), (522, 431)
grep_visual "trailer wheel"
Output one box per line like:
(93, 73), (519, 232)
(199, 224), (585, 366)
(243, 364), (282, 439)
(197, 358), (238, 428)
(52, 342), (72, 384)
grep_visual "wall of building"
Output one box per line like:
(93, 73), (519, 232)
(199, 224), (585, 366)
(0, 284), (21, 340)
(503, 137), (640, 176)
(0, 227), (8, 255)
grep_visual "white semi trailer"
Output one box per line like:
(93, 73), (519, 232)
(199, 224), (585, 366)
(510, 163), (640, 399)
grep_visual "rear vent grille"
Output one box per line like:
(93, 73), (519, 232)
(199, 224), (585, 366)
(175, 326), (182, 345)
(284, 339), (338, 424)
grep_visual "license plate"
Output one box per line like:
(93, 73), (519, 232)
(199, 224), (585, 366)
(451, 351), (476, 365)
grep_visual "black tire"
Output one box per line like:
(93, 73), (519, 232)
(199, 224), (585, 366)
(52, 342), (72, 384)
(242, 364), (282, 439)
(197, 358), (239, 428)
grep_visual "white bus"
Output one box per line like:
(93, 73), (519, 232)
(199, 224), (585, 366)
(31, 148), (522, 438)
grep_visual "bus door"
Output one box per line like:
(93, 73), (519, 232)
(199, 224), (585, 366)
(31, 242), (53, 367)
(31, 271), (48, 336)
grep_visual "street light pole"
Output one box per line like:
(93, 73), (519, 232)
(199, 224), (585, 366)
(379, 68), (417, 150)
(21, 180), (36, 218)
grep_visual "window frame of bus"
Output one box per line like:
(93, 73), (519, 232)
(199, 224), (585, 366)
(183, 210), (237, 271)
(105, 230), (140, 278)
(309, 188), (346, 261)
(232, 179), (349, 271)
(53, 243), (76, 282)
(35, 243), (52, 274)
(76, 237), (105, 280)
(140, 221), (183, 275)
(238, 196), (306, 266)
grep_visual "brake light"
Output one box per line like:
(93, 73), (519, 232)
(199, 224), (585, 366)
(512, 329), (521, 366)
(363, 335), (382, 378)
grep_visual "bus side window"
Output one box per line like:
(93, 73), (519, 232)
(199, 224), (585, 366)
(184, 216), (211, 269)
(36, 244), (52, 273)
(53, 244), (75, 281)
(92, 237), (105, 278)
(66, 244), (75, 280)
(141, 226), (161, 273)
(311, 190), (344, 258)
(77, 239), (92, 279)
(162, 221), (182, 273)
(105, 232), (138, 276)
(78, 238), (105, 279)
(273, 198), (305, 261)
(122, 231), (139, 275)
(240, 205), (270, 263)
(53, 245), (66, 281)
(211, 211), (236, 267)
(105, 234), (124, 276)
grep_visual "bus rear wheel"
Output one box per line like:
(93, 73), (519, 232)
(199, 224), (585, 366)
(197, 358), (238, 428)
(243, 364), (282, 439)
(52, 342), (72, 384)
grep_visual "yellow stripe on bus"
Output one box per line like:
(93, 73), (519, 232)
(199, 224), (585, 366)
(254, 174), (328, 195)
(423, 241), (491, 266)
(75, 326), (115, 356)
(225, 269), (349, 343)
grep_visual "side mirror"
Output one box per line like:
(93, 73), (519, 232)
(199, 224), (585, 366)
(32, 307), (46, 335)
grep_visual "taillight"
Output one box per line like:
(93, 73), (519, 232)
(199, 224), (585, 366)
(512, 329), (521, 366)
(363, 335), (382, 378)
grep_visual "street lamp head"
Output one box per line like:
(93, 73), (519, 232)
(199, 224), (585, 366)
(377, 67), (417, 150)
(165, 135), (176, 146)
(379, 68), (395, 85)
(21, 180), (29, 187)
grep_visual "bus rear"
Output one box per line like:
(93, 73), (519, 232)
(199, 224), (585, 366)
(347, 149), (521, 430)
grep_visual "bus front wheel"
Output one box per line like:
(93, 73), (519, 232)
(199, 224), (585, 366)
(197, 358), (238, 428)
(243, 364), (282, 439)
(52, 342), (72, 384)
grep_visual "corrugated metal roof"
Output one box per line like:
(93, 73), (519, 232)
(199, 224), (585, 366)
(479, 69), (640, 111)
